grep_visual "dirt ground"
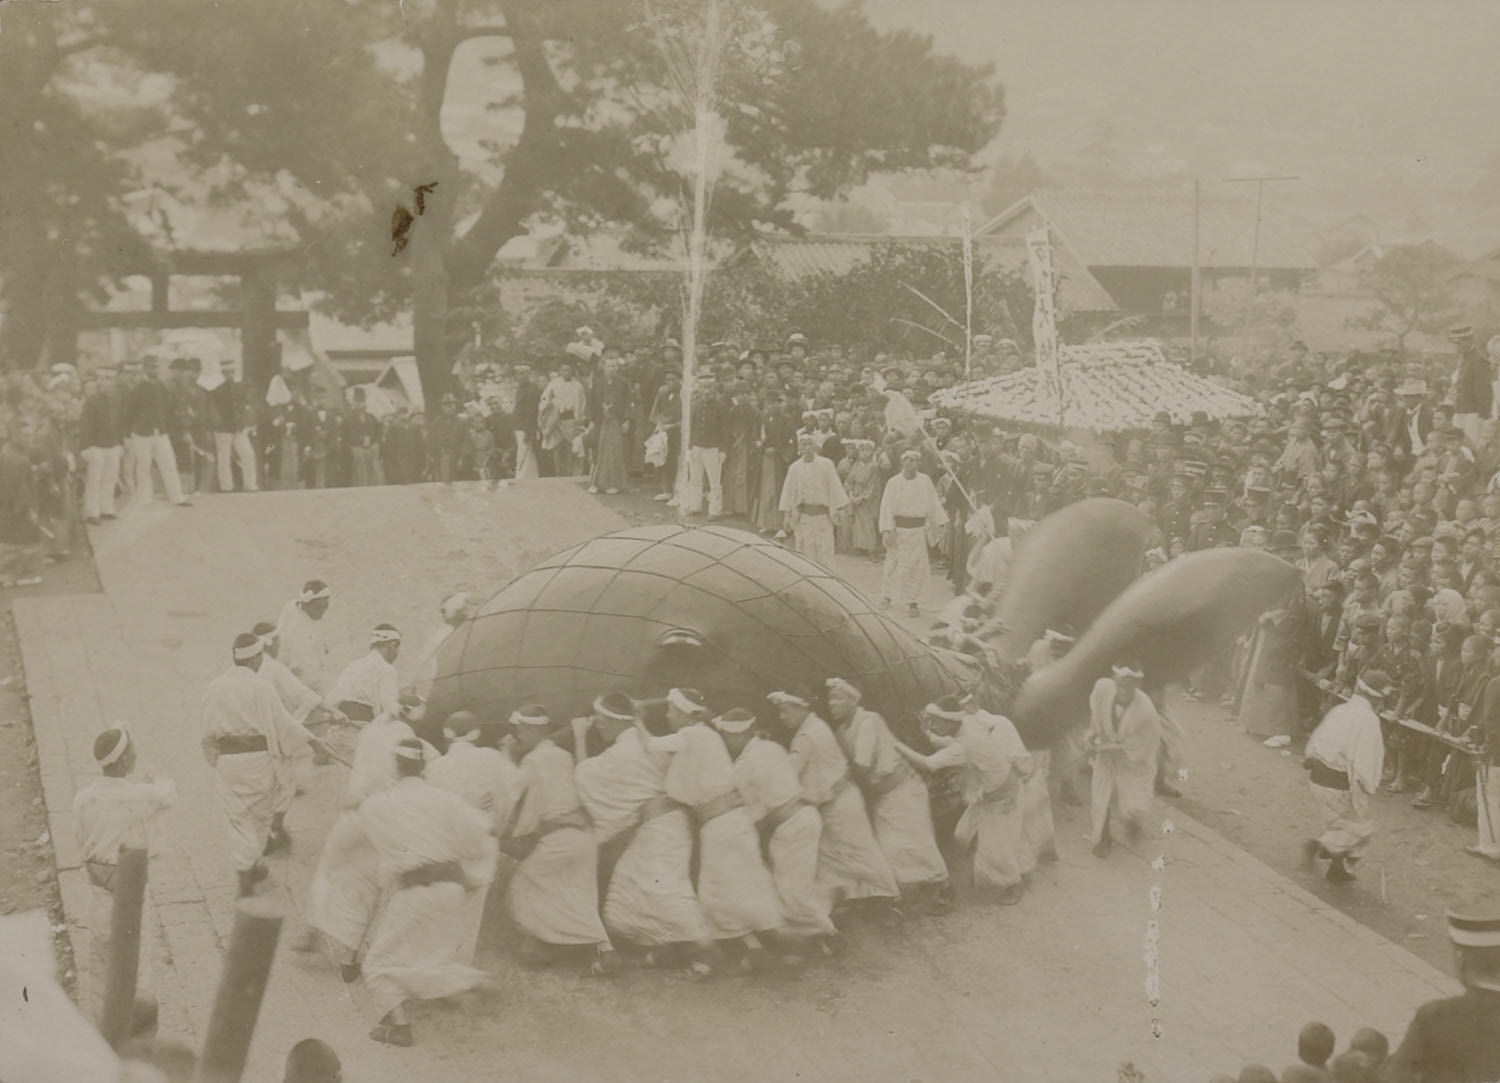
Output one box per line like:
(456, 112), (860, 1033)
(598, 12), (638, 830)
(0, 541), (100, 991)
(1173, 694), (1497, 976)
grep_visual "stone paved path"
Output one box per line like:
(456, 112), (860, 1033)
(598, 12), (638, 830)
(18, 480), (1458, 1082)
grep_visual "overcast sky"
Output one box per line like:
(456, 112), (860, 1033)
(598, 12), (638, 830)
(859, 0), (1500, 249)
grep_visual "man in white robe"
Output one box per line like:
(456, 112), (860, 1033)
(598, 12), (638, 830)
(1303, 671), (1391, 882)
(825, 677), (950, 912)
(1085, 663), (1163, 858)
(303, 695), (435, 981)
(899, 698), (1031, 904)
(72, 727), (176, 1020)
(1018, 629), (1072, 861)
(251, 620), (340, 850)
(201, 633), (311, 896)
(410, 592), (471, 690)
(538, 360), (588, 476)
(328, 624), (403, 724)
(275, 580), (334, 698)
(720, 708), (836, 952)
(501, 704), (616, 974)
(879, 448), (947, 616)
(357, 738), (497, 1047)
(572, 692), (716, 975)
(426, 711), (518, 962)
(778, 433), (849, 569)
(637, 689), (783, 964)
(771, 687), (898, 919)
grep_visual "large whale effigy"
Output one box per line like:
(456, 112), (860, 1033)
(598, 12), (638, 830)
(426, 508), (1298, 748)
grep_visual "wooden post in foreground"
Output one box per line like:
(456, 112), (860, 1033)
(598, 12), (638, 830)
(97, 845), (148, 1050)
(194, 899), (283, 1083)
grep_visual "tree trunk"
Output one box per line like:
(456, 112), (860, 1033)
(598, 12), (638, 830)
(444, 0), (563, 293)
(408, 10), (463, 408)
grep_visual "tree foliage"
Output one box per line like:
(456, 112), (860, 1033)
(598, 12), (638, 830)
(8, 0), (1003, 398)
(489, 242), (1031, 364)
(1349, 240), (1463, 349)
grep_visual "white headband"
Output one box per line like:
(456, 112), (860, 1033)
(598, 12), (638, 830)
(1354, 677), (1386, 700)
(371, 627), (401, 644)
(300, 585), (330, 604)
(592, 695), (637, 723)
(233, 639), (264, 661)
(1044, 629), (1075, 645)
(1112, 664), (1143, 680)
(712, 711), (755, 735)
(767, 691), (809, 708)
(667, 688), (707, 716)
(98, 728), (130, 767)
(445, 727), (480, 744)
(394, 742), (426, 762)
(825, 677), (861, 701)
(510, 707), (552, 727)
(923, 703), (964, 723)
(258, 628), (279, 647)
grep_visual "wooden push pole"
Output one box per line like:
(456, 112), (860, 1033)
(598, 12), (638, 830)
(97, 845), (149, 1050)
(194, 899), (283, 1083)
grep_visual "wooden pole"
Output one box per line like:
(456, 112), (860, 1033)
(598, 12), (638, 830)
(194, 899), (283, 1083)
(97, 846), (148, 1050)
(1190, 180), (1201, 367)
(1249, 179), (1264, 293)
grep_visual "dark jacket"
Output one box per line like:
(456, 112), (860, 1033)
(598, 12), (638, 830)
(1380, 987), (1500, 1082)
(124, 380), (175, 437)
(1454, 347), (1494, 419)
(79, 391), (122, 449)
(689, 392), (727, 449)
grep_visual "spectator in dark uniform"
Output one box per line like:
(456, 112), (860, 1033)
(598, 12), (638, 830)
(125, 350), (192, 506)
(1379, 908), (1500, 1082)
(1450, 324), (1494, 447)
(344, 388), (384, 486)
(79, 368), (124, 524)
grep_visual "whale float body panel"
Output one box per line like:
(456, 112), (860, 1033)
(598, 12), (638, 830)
(1012, 547), (1303, 728)
(426, 524), (999, 738)
(994, 498), (1154, 662)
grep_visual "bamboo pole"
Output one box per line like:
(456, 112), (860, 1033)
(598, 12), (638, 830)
(97, 845), (148, 1050)
(194, 899), (283, 1083)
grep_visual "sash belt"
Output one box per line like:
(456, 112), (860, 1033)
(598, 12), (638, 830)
(217, 734), (268, 755)
(1306, 759), (1351, 791)
(398, 860), (466, 890)
(538, 809), (591, 836)
(762, 797), (808, 832)
(893, 515), (927, 528)
(640, 795), (682, 823)
(867, 761), (915, 798)
(820, 774), (855, 808)
(694, 791), (745, 823)
(337, 701), (375, 723)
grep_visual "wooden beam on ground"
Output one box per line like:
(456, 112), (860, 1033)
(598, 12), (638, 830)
(97, 846), (148, 1051)
(194, 899), (283, 1083)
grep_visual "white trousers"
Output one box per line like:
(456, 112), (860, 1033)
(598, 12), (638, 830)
(684, 446), (724, 516)
(82, 445), (122, 519)
(1475, 762), (1500, 857)
(130, 433), (185, 505)
(214, 430), (259, 492)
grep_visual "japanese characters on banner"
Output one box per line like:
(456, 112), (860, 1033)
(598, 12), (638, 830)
(1026, 226), (1063, 423)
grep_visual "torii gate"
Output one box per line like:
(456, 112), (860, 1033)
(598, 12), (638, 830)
(79, 247), (308, 394)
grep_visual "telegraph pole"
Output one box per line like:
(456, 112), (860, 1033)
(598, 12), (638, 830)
(1190, 180), (1200, 366)
(1225, 174), (1298, 291)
